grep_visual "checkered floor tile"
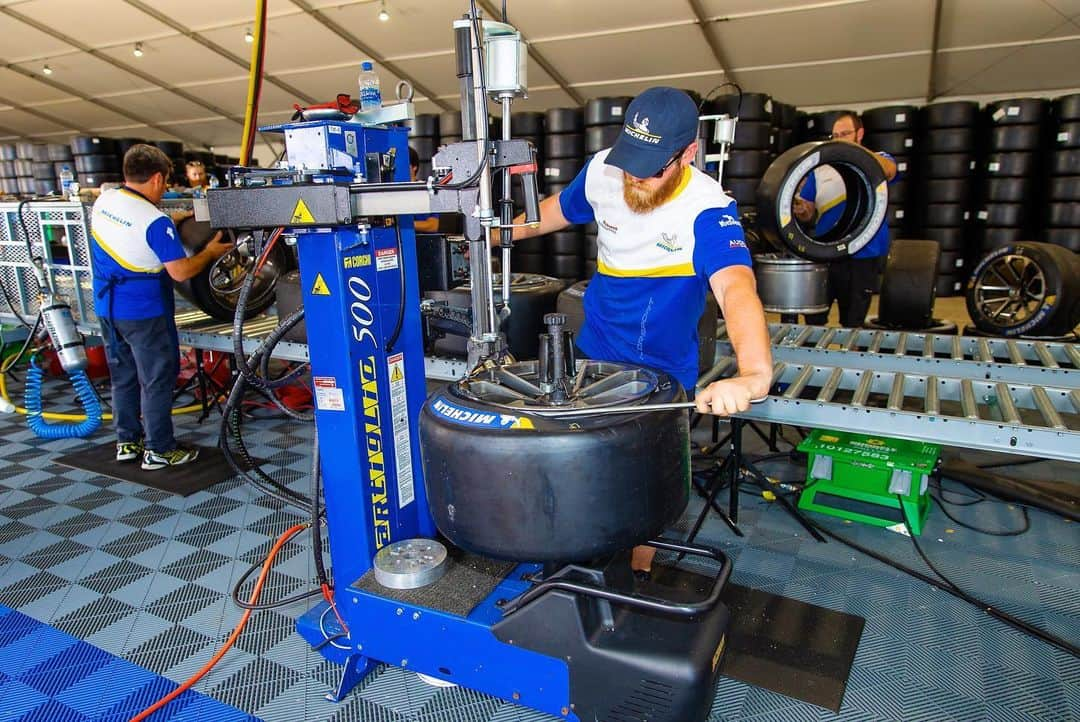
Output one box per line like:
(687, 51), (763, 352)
(0, 371), (1076, 721)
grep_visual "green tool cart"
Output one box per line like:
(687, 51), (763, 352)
(797, 429), (941, 535)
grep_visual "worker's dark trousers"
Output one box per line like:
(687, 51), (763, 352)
(805, 256), (882, 328)
(101, 315), (180, 453)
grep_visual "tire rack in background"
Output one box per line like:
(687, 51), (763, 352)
(0, 137), (234, 197)
(862, 104), (919, 294)
(913, 100), (980, 297)
(1047, 92), (1080, 253)
(975, 98), (1049, 258)
(542, 106), (586, 280)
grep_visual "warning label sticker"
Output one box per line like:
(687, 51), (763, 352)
(291, 198), (316, 224)
(387, 352), (414, 507)
(375, 247), (399, 271)
(311, 273), (331, 296)
(314, 386), (345, 412)
(313, 376), (336, 388)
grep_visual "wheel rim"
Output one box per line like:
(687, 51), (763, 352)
(455, 360), (661, 411)
(974, 254), (1047, 327)
(206, 234), (282, 311)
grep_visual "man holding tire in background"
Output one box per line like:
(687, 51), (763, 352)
(90, 144), (234, 470)
(511, 87), (774, 578)
(793, 112), (898, 327)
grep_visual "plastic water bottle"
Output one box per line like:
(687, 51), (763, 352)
(59, 165), (75, 199)
(358, 61), (381, 112)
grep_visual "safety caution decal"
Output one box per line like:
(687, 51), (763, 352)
(431, 396), (535, 430)
(311, 273), (331, 296)
(387, 352), (415, 508)
(312, 376), (345, 412)
(375, 247), (399, 271)
(291, 198), (316, 224)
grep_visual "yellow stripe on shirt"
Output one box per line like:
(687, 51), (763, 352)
(90, 229), (162, 274)
(597, 258), (695, 278)
(669, 167), (692, 202)
(816, 193), (846, 218)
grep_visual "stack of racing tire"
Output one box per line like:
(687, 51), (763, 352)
(0, 143), (17, 195)
(916, 101), (980, 297)
(11, 142), (45, 195)
(773, 100), (798, 155)
(709, 92), (775, 212)
(861, 104), (917, 242)
(537, 105), (587, 282)
(409, 113), (439, 181)
(1046, 92), (1080, 252)
(795, 109), (853, 143)
(69, 136), (121, 190)
(974, 98), (1049, 256)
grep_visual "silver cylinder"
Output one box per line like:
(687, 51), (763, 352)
(752, 254), (830, 314)
(40, 297), (87, 372)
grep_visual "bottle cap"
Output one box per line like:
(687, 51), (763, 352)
(361, 61), (374, 71)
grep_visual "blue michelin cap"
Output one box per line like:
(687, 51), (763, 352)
(604, 87), (700, 178)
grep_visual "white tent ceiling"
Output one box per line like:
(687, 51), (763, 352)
(1, 0), (1078, 158)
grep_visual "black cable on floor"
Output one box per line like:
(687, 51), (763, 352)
(976, 457), (1047, 470)
(931, 493), (1031, 536)
(231, 534), (322, 611)
(808, 505), (1078, 659)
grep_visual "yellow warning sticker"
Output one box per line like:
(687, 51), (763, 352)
(291, 198), (316, 224)
(311, 273), (331, 296)
(390, 364), (404, 383)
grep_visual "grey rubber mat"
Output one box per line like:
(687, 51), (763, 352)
(719, 583), (864, 712)
(54, 441), (245, 496)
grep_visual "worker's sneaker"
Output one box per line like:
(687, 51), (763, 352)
(115, 439), (144, 463)
(141, 446), (199, 471)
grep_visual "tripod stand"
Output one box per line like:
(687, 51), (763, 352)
(686, 416), (825, 545)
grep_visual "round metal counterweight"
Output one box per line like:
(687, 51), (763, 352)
(372, 538), (449, 590)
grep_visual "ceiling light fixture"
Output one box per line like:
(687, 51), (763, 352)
(244, 28), (254, 43)
(42, 64), (53, 75)
(133, 42), (144, 58)
(378, 1), (389, 22)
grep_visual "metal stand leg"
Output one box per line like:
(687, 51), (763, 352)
(686, 417), (825, 547)
(730, 417), (825, 542)
(326, 653), (374, 702)
(687, 457), (743, 540)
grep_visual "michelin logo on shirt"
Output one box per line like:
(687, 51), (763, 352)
(656, 232), (682, 253)
(718, 215), (740, 228)
(431, 397), (534, 430)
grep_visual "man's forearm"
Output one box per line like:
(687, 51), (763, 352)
(505, 193), (570, 245)
(876, 153), (898, 181)
(720, 283), (773, 398)
(165, 246), (220, 282)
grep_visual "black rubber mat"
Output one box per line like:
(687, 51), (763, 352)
(718, 583), (865, 712)
(354, 550), (516, 617)
(54, 442), (246, 496)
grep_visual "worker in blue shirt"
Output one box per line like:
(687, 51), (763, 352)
(793, 111), (899, 327)
(512, 87), (773, 578)
(90, 144), (234, 470)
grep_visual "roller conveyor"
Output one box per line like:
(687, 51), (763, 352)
(709, 322), (1079, 463)
(174, 309), (310, 362)
(721, 322), (1079, 385)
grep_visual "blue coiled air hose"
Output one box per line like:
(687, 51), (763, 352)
(24, 358), (103, 439)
